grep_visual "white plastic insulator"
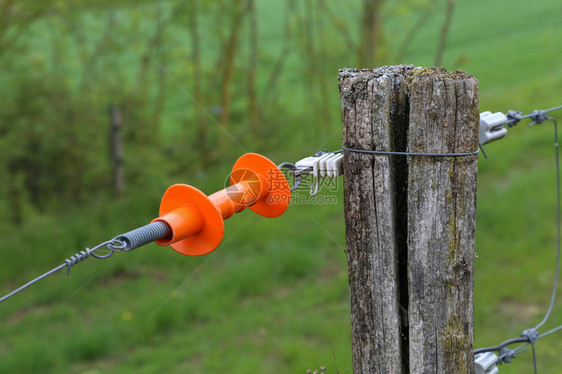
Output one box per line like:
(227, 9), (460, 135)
(479, 111), (508, 145)
(295, 156), (315, 170)
(474, 352), (499, 374)
(295, 153), (344, 178)
(327, 154), (343, 177)
(317, 153), (333, 178)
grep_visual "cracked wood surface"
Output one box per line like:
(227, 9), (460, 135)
(339, 66), (478, 374)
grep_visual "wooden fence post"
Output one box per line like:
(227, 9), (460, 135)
(339, 66), (479, 373)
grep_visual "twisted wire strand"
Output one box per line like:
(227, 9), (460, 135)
(0, 239), (123, 303)
(64, 249), (92, 275)
(0, 221), (171, 303)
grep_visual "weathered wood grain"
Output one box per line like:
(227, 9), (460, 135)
(339, 65), (414, 373)
(407, 69), (478, 374)
(339, 66), (478, 374)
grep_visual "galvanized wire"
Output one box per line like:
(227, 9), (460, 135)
(0, 239), (124, 303)
(341, 145), (479, 157)
(474, 107), (562, 373)
(0, 220), (172, 303)
(534, 116), (561, 331)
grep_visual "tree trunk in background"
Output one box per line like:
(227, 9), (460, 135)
(188, 2), (208, 165)
(434, 0), (456, 66)
(262, 0), (295, 105)
(153, 46), (167, 146)
(77, 11), (114, 92)
(323, 0), (355, 50)
(219, 0), (245, 131)
(296, 0), (331, 132)
(6, 175), (23, 225)
(109, 103), (125, 196)
(247, 0), (260, 142)
(357, 0), (384, 68)
(137, 3), (166, 144)
(395, 0), (436, 62)
(339, 66), (478, 373)
(315, 0), (332, 129)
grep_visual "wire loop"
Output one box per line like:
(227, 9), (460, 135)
(89, 240), (117, 259)
(1, 238), (132, 303)
(278, 162), (303, 192)
(107, 239), (128, 251)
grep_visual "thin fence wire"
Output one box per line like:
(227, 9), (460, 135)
(475, 107), (562, 374)
(0, 239), (124, 303)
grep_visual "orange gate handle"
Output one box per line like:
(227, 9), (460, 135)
(151, 153), (291, 256)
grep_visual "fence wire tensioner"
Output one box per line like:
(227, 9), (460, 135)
(0, 153), (292, 302)
(115, 153), (291, 256)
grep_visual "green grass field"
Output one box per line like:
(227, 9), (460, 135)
(1, 0), (562, 373)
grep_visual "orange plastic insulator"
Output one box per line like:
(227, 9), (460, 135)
(152, 184), (224, 256)
(153, 153), (291, 256)
(153, 204), (204, 245)
(230, 153), (290, 218)
(208, 181), (253, 219)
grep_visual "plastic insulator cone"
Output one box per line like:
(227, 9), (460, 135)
(154, 184), (224, 256)
(230, 153), (291, 218)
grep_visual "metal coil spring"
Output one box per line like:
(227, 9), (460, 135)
(110, 221), (172, 251)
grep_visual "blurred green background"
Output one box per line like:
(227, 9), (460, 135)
(0, 0), (561, 373)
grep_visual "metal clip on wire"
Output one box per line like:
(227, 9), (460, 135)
(278, 162), (303, 192)
(506, 110), (524, 127)
(527, 110), (550, 127)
